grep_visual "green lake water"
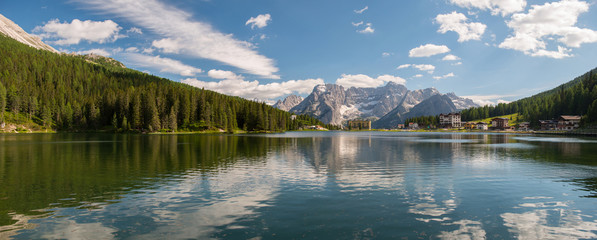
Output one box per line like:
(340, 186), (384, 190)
(1, 132), (596, 239)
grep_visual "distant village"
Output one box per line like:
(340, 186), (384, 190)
(342, 113), (582, 132)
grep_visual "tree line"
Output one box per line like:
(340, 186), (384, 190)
(0, 34), (336, 132)
(404, 115), (439, 127)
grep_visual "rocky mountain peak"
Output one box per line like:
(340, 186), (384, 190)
(273, 95), (304, 111)
(0, 13), (58, 53)
(289, 82), (478, 127)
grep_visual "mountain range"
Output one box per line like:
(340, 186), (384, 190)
(275, 82), (478, 128)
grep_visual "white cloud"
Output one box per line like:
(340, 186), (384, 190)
(499, 0), (597, 59)
(77, 48), (112, 57)
(436, 12), (486, 42)
(76, 0), (279, 78)
(413, 74), (423, 78)
(382, 52), (392, 57)
(336, 74), (406, 88)
(396, 64), (436, 74)
(142, 48), (155, 54)
(33, 19), (122, 45)
(433, 72), (455, 80)
(409, 44), (451, 57)
(352, 21), (364, 27)
(125, 47), (139, 53)
(449, 0), (527, 16)
(453, 62), (463, 65)
(355, 22), (375, 34)
(246, 14), (272, 29)
(461, 94), (518, 106)
(127, 27), (143, 34)
(208, 69), (244, 80)
(182, 78), (324, 100)
(442, 54), (461, 61)
(124, 53), (203, 77)
(530, 46), (572, 59)
(354, 6), (369, 14)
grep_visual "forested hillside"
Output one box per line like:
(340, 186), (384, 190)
(460, 67), (597, 127)
(0, 34), (332, 132)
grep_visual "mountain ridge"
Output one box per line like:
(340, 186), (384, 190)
(0, 13), (58, 53)
(278, 82), (477, 127)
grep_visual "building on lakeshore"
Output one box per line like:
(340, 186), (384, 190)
(518, 122), (530, 131)
(306, 125), (327, 130)
(348, 120), (371, 130)
(408, 122), (419, 130)
(464, 122), (477, 130)
(490, 118), (511, 130)
(476, 122), (488, 130)
(397, 124), (405, 129)
(557, 115), (581, 130)
(439, 113), (461, 128)
(539, 120), (558, 130)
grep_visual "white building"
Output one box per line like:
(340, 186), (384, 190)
(439, 113), (461, 128)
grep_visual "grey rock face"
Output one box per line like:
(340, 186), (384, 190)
(273, 95), (304, 111)
(374, 94), (458, 129)
(289, 82), (478, 128)
(0, 14), (59, 53)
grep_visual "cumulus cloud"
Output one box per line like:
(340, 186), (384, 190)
(409, 44), (451, 57)
(246, 14), (272, 29)
(207, 69), (244, 80)
(529, 46), (572, 59)
(76, 48), (112, 56)
(353, 22), (374, 34)
(413, 74), (423, 78)
(433, 72), (455, 80)
(182, 78), (324, 100)
(75, 0), (279, 78)
(397, 64), (436, 74)
(354, 6), (369, 14)
(499, 0), (597, 59)
(461, 94), (518, 106)
(123, 53), (203, 77)
(34, 19), (122, 45)
(442, 54), (461, 61)
(436, 12), (486, 42)
(382, 52), (392, 57)
(357, 23), (375, 34)
(336, 74), (406, 88)
(449, 0), (527, 16)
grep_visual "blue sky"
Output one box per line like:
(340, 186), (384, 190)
(1, 0), (597, 105)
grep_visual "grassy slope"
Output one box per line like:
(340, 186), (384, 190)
(468, 113), (521, 127)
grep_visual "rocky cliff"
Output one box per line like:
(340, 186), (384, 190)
(0, 13), (58, 53)
(273, 95), (303, 111)
(374, 94), (458, 128)
(287, 82), (478, 127)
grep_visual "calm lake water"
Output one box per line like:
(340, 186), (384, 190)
(1, 132), (597, 239)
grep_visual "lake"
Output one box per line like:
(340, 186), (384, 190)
(1, 132), (596, 239)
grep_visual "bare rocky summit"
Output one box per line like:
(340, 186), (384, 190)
(0, 13), (58, 53)
(273, 95), (304, 111)
(285, 82), (478, 127)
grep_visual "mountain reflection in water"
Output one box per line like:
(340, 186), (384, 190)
(0, 132), (596, 239)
